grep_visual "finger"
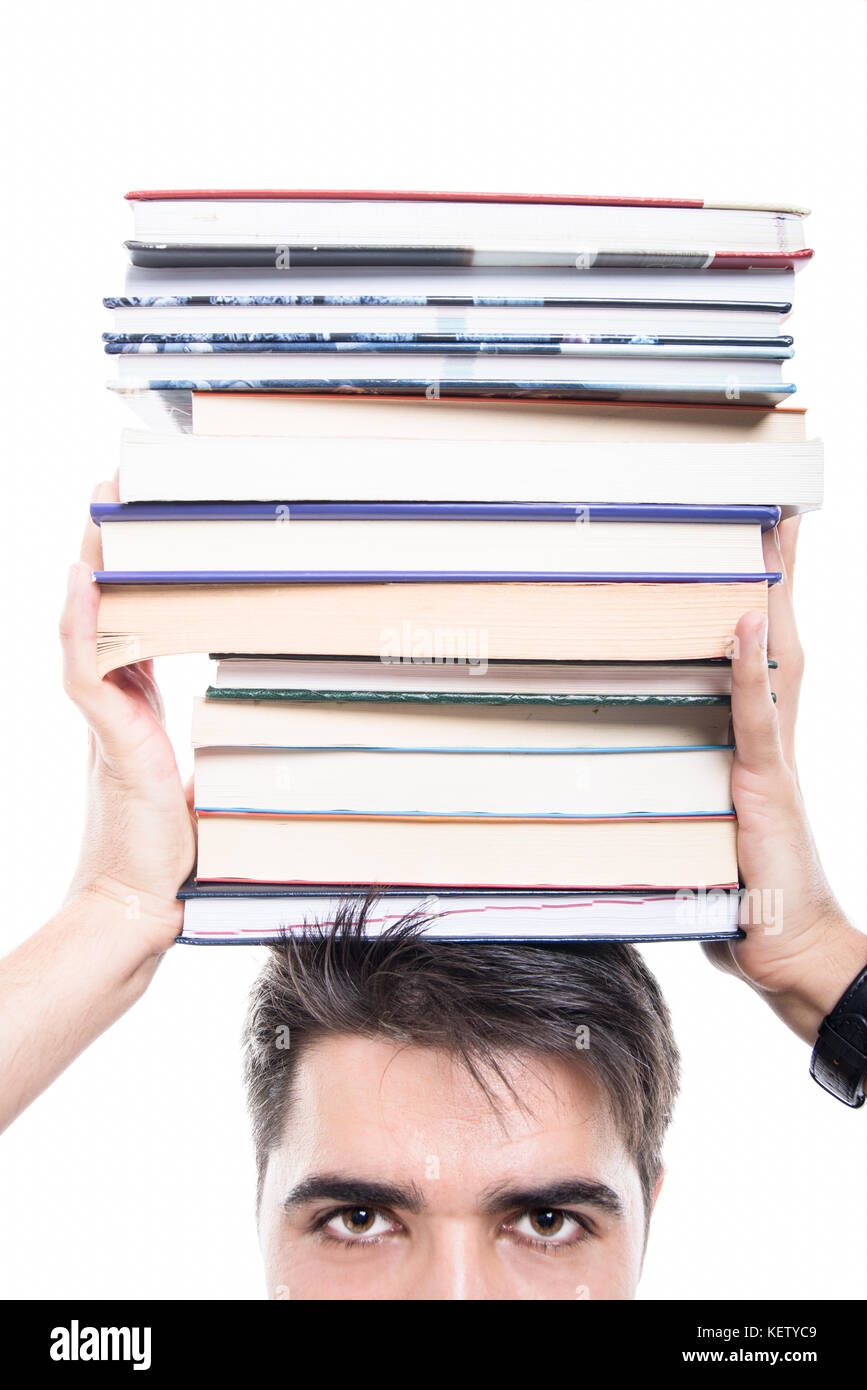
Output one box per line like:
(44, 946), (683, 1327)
(184, 774), (199, 848)
(730, 609), (784, 776)
(764, 525), (802, 667)
(778, 514), (801, 592)
(80, 480), (118, 573)
(763, 521), (804, 769)
(60, 560), (134, 755)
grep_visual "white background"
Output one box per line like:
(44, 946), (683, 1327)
(0, 0), (865, 1300)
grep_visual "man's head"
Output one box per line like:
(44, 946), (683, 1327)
(243, 904), (679, 1300)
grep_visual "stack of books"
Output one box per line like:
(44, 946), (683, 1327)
(98, 189), (820, 943)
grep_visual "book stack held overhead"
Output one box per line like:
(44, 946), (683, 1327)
(98, 189), (820, 942)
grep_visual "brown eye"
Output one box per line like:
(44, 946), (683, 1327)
(321, 1205), (396, 1243)
(508, 1208), (585, 1248)
(529, 1209), (565, 1237)
(341, 1207), (375, 1234)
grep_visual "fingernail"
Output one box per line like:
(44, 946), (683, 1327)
(756, 616), (768, 653)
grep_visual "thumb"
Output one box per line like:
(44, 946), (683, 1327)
(60, 560), (137, 762)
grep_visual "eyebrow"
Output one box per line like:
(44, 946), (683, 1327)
(479, 1180), (624, 1217)
(283, 1176), (426, 1214)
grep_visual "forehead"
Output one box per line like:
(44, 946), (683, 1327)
(275, 1034), (636, 1200)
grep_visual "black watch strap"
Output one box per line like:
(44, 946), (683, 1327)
(810, 964), (867, 1107)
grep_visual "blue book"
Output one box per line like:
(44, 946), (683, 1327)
(92, 501), (781, 525)
(90, 501), (781, 585)
(103, 331), (795, 350)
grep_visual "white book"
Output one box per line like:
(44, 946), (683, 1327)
(96, 513), (767, 577)
(128, 194), (808, 256)
(193, 746), (734, 817)
(194, 813), (739, 889)
(178, 888), (741, 943)
(118, 430), (823, 516)
(210, 657), (740, 698)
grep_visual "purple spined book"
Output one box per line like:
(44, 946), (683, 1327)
(89, 501), (782, 585)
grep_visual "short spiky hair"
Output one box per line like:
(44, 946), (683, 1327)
(242, 899), (680, 1210)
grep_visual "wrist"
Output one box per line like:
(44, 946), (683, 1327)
(63, 875), (183, 957)
(771, 911), (867, 1043)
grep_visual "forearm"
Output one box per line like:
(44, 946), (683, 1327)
(0, 886), (179, 1132)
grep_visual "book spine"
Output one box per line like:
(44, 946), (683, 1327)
(93, 570), (783, 585)
(91, 501), (783, 526)
(203, 688), (732, 706)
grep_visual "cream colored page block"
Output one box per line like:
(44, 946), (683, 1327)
(97, 580), (767, 674)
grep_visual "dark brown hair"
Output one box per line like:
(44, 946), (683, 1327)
(242, 898), (680, 1209)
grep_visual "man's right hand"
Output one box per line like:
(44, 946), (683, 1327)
(0, 482), (195, 1133)
(60, 479), (196, 949)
